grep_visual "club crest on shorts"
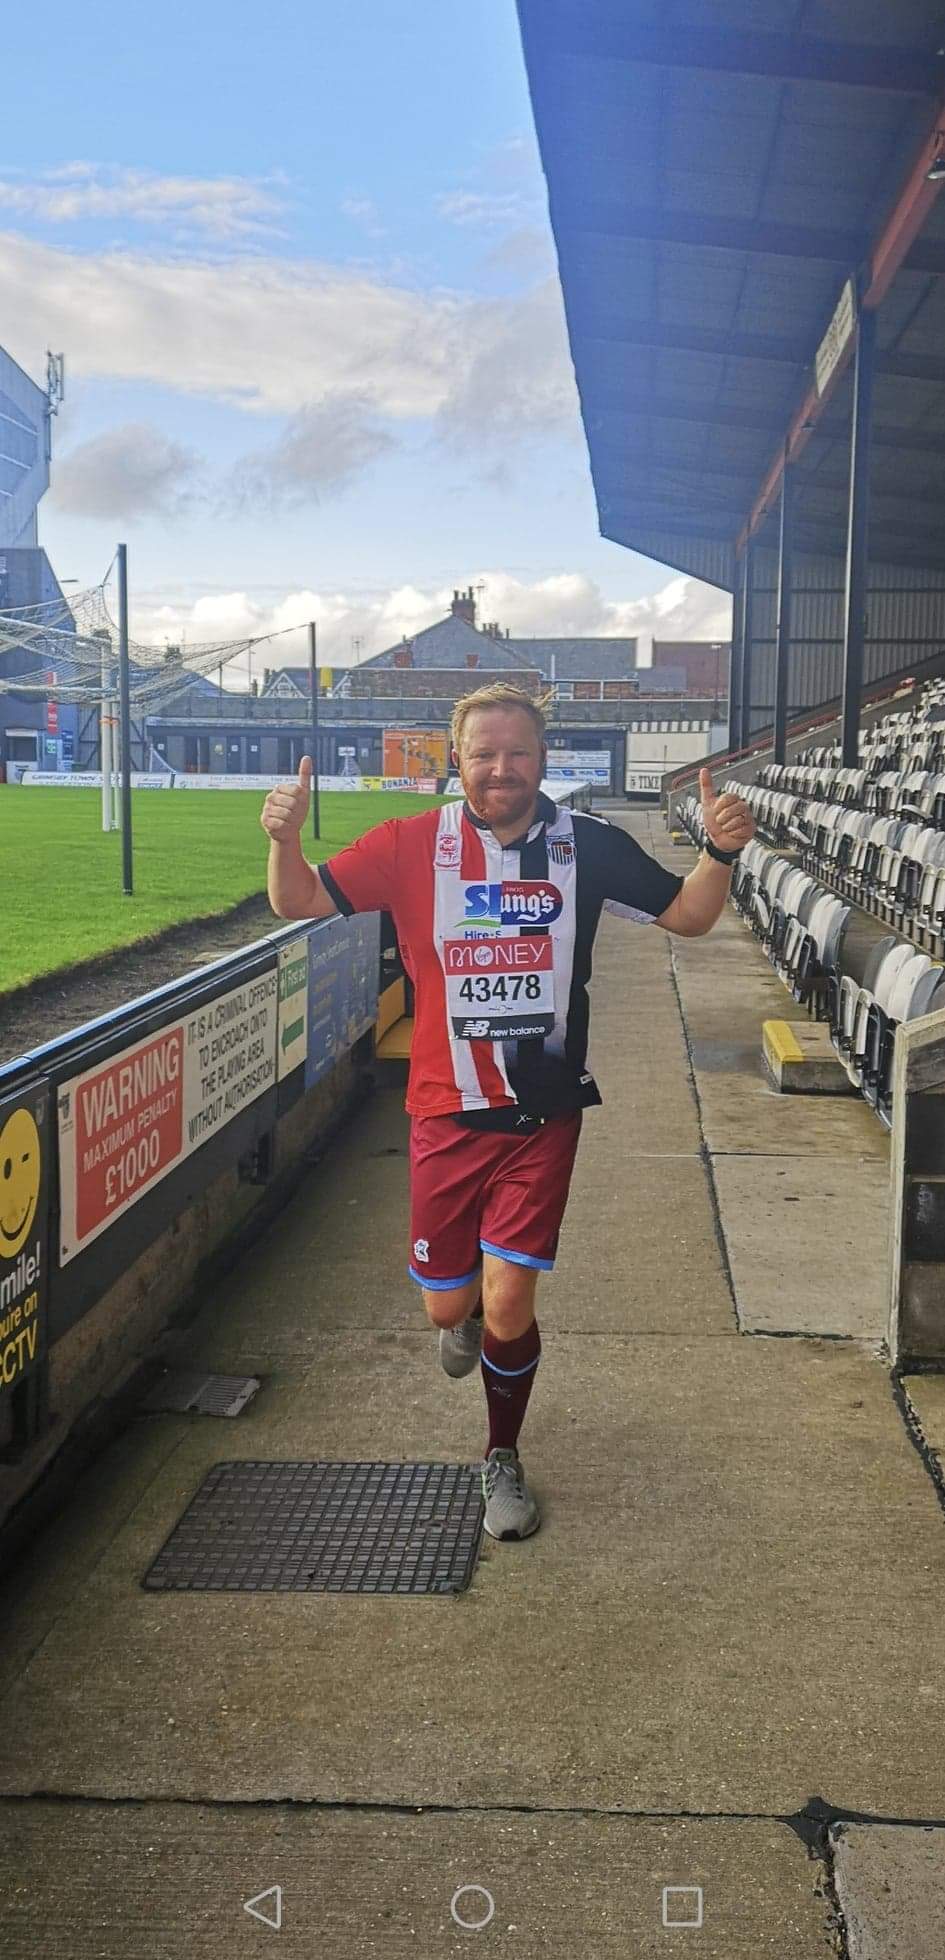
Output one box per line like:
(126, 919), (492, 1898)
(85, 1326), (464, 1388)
(412, 1237), (430, 1263)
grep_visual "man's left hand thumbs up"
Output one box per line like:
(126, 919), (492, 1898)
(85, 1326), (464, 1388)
(698, 766), (755, 855)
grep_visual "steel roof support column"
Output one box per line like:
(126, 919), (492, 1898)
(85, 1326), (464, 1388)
(773, 467), (794, 766)
(840, 309), (877, 769)
(728, 552), (745, 753)
(738, 542), (755, 755)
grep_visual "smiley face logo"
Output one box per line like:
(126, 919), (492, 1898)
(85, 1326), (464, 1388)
(0, 1107), (41, 1259)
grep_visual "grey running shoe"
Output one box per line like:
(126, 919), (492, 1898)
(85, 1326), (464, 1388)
(481, 1447), (540, 1540)
(438, 1309), (484, 1378)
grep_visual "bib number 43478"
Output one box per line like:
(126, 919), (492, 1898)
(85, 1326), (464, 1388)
(443, 937), (555, 1040)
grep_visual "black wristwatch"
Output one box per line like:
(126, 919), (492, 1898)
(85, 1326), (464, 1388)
(703, 837), (741, 865)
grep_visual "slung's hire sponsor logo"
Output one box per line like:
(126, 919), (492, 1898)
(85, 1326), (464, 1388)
(457, 881), (563, 931)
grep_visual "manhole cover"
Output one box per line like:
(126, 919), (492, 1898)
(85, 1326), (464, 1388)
(142, 1460), (485, 1594)
(137, 1370), (261, 1417)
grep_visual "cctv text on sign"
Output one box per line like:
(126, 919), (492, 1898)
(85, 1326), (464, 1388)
(0, 1083), (50, 1397)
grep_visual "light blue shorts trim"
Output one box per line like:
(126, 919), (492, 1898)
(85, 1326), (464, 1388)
(479, 1238), (554, 1272)
(408, 1263), (481, 1290)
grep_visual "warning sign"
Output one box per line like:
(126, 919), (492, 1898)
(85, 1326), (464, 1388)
(58, 1026), (184, 1261)
(58, 970), (279, 1264)
(0, 1081), (49, 1398)
(182, 970), (278, 1150)
(278, 938), (309, 1080)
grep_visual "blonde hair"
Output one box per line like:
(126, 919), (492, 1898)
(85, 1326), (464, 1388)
(451, 682), (552, 756)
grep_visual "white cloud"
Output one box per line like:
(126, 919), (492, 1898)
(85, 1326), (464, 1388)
(461, 572), (732, 653)
(434, 280), (575, 446)
(481, 225), (556, 281)
(0, 164), (289, 241)
(0, 232), (576, 461)
(49, 423), (204, 521)
(435, 190), (537, 230)
(435, 133), (546, 249)
(128, 568), (730, 679)
(228, 392), (396, 507)
(340, 194), (386, 238)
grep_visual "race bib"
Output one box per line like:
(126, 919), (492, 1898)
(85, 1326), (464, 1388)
(443, 937), (554, 1040)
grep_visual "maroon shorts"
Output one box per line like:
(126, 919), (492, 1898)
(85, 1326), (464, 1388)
(408, 1111), (583, 1290)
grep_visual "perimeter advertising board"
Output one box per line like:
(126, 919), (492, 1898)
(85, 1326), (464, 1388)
(382, 729), (449, 781)
(0, 1082), (49, 1397)
(21, 772), (173, 789)
(277, 938), (310, 1080)
(57, 971), (278, 1264)
(625, 767), (665, 797)
(546, 749), (611, 786)
(305, 915), (380, 1089)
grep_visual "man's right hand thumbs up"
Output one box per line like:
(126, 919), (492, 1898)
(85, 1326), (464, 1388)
(260, 754), (314, 843)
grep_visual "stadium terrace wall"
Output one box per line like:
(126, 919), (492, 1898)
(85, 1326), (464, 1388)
(0, 913), (383, 1533)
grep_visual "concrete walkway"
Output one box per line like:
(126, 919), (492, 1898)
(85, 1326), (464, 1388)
(1, 812), (944, 1957)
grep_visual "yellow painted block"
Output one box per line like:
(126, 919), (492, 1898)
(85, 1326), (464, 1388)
(375, 977), (406, 1041)
(761, 1018), (853, 1094)
(763, 1020), (806, 1066)
(375, 1016), (414, 1061)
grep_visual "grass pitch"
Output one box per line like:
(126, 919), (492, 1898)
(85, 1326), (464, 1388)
(1, 785), (447, 994)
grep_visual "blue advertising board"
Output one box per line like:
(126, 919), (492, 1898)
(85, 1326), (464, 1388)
(305, 914), (381, 1089)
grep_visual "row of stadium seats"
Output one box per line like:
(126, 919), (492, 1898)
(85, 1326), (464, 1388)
(757, 760), (945, 822)
(767, 678), (945, 789)
(675, 801), (945, 1128)
(729, 781), (945, 955)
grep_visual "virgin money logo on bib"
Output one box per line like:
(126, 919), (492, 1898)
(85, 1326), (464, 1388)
(458, 881), (563, 931)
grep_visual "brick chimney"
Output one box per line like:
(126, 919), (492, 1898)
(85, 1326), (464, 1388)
(450, 585), (477, 625)
(392, 638), (413, 668)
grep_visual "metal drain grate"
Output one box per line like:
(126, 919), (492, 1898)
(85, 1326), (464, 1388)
(142, 1460), (485, 1594)
(138, 1370), (261, 1417)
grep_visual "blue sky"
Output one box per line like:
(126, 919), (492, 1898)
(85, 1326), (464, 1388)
(1, 0), (730, 672)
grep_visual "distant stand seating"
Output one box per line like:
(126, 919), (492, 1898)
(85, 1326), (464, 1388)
(676, 669), (945, 1128)
(678, 697), (945, 1128)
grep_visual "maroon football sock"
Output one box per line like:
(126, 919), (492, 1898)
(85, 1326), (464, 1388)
(481, 1319), (541, 1455)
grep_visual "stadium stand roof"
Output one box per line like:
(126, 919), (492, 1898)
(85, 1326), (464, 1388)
(517, 0), (945, 589)
(0, 347), (50, 550)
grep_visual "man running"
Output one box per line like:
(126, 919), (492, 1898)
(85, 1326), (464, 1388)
(261, 683), (754, 1542)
